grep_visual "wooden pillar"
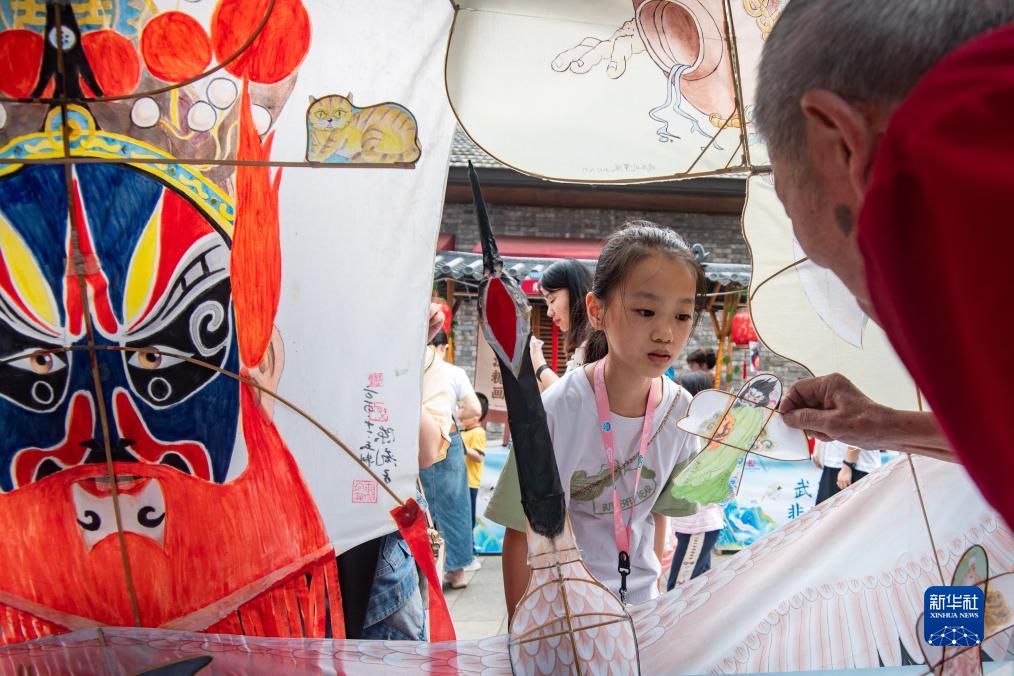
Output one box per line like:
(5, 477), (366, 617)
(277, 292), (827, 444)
(446, 280), (456, 363)
(713, 288), (741, 391)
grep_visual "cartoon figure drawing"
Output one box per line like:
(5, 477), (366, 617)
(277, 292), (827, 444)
(306, 94), (422, 164)
(653, 373), (809, 524)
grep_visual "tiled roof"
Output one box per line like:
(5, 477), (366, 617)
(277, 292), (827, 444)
(449, 128), (504, 169)
(434, 251), (750, 288)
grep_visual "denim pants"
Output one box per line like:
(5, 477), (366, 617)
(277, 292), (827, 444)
(418, 431), (475, 571)
(361, 532), (426, 641)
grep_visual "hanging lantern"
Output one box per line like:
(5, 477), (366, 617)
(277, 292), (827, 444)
(731, 308), (758, 347)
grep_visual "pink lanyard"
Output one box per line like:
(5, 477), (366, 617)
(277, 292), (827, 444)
(592, 357), (659, 602)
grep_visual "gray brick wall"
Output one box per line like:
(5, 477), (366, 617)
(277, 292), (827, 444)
(441, 203), (749, 263)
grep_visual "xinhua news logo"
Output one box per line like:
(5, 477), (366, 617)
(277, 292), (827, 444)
(924, 586), (985, 647)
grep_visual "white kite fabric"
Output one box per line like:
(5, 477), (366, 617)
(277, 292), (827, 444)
(446, 0), (767, 182)
(2, 457), (1011, 673)
(446, 0), (920, 411)
(743, 175), (922, 412)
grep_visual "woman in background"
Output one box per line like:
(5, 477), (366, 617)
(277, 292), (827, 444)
(529, 258), (593, 392)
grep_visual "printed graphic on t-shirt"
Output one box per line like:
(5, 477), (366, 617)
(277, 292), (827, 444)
(569, 456), (658, 515)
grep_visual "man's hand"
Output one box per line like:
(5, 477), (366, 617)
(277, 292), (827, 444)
(836, 464), (853, 490)
(779, 373), (883, 448)
(780, 374), (958, 463)
(427, 303), (445, 343)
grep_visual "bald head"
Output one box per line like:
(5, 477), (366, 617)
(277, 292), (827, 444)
(756, 0), (1014, 164)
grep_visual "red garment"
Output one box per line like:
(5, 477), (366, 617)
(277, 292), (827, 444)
(858, 24), (1014, 527)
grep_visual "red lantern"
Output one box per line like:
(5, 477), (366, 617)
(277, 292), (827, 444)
(731, 308), (757, 347)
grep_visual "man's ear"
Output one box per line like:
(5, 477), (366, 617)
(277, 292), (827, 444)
(586, 291), (603, 329)
(799, 89), (880, 204)
(249, 326), (284, 420)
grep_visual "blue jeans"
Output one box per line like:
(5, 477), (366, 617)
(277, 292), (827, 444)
(361, 532), (426, 641)
(419, 431), (475, 571)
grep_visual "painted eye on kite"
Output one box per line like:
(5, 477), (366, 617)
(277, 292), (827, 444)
(0, 346), (71, 412)
(9, 350), (67, 375)
(123, 275), (232, 409)
(128, 347), (189, 370)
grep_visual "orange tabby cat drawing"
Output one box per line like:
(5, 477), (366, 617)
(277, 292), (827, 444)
(305, 93), (422, 165)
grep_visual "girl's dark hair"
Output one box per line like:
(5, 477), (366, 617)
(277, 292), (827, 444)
(540, 258), (592, 354)
(687, 347), (717, 370)
(430, 330), (449, 347)
(585, 221), (707, 363)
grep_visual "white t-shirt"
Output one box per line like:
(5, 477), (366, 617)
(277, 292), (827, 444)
(445, 363), (476, 410)
(487, 368), (694, 605)
(820, 440), (881, 473)
(670, 503), (725, 534)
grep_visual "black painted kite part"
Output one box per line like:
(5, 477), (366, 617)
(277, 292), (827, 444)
(469, 162), (565, 539)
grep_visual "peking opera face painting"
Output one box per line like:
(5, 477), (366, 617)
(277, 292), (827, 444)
(0, 0), (454, 644)
(0, 152), (335, 639)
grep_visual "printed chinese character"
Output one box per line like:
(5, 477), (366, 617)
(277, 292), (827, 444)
(787, 503), (803, 520)
(963, 594), (979, 611)
(794, 479), (812, 499)
(929, 594), (943, 611)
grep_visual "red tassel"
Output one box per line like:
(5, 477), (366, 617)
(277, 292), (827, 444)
(323, 559), (345, 640)
(391, 499), (456, 642)
(232, 79), (282, 368)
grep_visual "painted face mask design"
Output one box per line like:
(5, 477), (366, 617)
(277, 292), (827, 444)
(0, 162), (240, 491)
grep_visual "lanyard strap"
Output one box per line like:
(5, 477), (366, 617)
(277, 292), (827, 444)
(592, 357), (659, 579)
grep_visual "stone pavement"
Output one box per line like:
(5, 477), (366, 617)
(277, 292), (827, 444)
(444, 555), (509, 639)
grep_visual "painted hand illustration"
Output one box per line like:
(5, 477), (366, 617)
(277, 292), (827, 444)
(550, 19), (645, 78)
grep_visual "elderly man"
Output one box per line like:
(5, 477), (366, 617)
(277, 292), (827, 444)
(755, 0), (1014, 526)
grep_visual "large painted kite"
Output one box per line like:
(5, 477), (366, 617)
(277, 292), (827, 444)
(0, 0), (454, 645)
